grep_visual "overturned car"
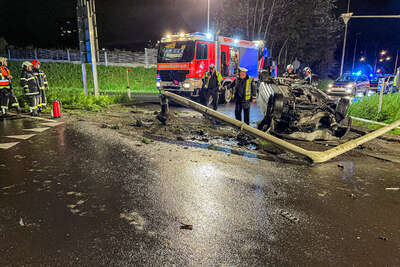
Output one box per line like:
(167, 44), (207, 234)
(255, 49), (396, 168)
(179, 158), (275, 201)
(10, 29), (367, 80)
(257, 77), (352, 141)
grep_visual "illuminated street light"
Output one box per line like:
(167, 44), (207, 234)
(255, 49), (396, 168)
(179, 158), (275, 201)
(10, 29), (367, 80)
(379, 58), (384, 62)
(377, 69), (382, 73)
(386, 56), (391, 61)
(380, 50), (387, 56)
(360, 57), (366, 62)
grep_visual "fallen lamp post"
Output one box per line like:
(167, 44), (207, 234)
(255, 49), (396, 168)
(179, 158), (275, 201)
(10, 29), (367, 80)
(160, 91), (400, 164)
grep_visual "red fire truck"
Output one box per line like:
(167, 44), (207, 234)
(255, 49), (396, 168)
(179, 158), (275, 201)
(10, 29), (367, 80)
(156, 32), (268, 104)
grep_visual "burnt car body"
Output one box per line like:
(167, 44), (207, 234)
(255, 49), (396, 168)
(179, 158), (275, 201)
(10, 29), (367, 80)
(257, 76), (352, 141)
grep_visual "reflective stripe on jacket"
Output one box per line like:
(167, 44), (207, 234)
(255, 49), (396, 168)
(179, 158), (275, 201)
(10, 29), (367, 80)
(0, 66), (11, 89)
(232, 76), (255, 101)
(32, 68), (49, 90)
(20, 70), (40, 95)
(202, 71), (223, 88)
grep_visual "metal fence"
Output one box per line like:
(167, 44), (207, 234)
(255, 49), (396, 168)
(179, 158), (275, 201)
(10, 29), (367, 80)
(0, 48), (157, 68)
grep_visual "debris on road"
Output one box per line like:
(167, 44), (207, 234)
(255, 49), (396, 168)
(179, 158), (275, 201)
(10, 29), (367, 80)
(385, 188), (400, 191)
(179, 222), (193, 230)
(279, 209), (300, 223)
(379, 236), (388, 241)
(120, 211), (145, 231)
(142, 137), (151, 144)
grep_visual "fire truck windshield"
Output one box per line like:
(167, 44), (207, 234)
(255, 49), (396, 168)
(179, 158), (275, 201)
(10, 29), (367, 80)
(158, 41), (195, 63)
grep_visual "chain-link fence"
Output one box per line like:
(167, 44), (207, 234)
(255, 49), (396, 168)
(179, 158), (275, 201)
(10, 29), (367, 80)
(0, 48), (157, 68)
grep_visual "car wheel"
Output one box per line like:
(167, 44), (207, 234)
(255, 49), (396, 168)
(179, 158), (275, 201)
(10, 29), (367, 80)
(220, 86), (233, 104)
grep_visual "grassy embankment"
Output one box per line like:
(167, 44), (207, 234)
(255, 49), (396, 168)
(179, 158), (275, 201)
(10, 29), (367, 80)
(348, 93), (400, 135)
(8, 61), (157, 111)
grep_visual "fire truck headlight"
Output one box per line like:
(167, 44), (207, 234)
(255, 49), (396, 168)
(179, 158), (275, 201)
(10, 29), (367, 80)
(183, 83), (190, 89)
(328, 84), (333, 88)
(156, 82), (161, 88)
(346, 83), (354, 88)
(206, 33), (212, 39)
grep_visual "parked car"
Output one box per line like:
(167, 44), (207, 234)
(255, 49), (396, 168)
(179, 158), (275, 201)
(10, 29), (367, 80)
(326, 74), (370, 99)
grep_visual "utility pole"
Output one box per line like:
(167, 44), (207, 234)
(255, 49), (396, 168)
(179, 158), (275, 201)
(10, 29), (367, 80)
(394, 50), (399, 75)
(352, 33), (360, 72)
(207, 0), (210, 33)
(87, 0), (100, 97)
(76, 0), (100, 97)
(340, 0), (351, 76)
(76, 0), (88, 96)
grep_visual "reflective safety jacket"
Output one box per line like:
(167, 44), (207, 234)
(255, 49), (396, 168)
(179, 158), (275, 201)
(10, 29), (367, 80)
(394, 68), (400, 88)
(0, 66), (11, 90)
(32, 68), (49, 90)
(202, 71), (223, 89)
(231, 75), (256, 102)
(20, 70), (40, 95)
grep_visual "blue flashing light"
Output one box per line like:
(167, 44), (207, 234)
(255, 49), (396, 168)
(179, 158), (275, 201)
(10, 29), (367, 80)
(352, 71), (362, 76)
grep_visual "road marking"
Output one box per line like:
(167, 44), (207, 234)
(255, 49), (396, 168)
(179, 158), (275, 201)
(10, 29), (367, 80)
(7, 112), (56, 122)
(41, 122), (65, 127)
(0, 142), (19, 150)
(23, 127), (50, 133)
(5, 134), (36, 140)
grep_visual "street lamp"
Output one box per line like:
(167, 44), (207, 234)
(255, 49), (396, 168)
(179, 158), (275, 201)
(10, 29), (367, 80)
(386, 56), (391, 61)
(360, 56), (366, 62)
(339, 13), (400, 76)
(380, 50), (387, 56)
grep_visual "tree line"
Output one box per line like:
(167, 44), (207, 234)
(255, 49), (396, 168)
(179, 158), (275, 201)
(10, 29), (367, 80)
(213, 0), (343, 77)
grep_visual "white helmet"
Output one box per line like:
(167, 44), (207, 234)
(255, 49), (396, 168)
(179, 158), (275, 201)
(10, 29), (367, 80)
(304, 67), (311, 73)
(286, 64), (294, 71)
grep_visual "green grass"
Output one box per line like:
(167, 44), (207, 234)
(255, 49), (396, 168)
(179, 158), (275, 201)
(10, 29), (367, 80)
(6, 61), (157, 111)
(7, 61), (157, 93)
(348, 93), (400, 124)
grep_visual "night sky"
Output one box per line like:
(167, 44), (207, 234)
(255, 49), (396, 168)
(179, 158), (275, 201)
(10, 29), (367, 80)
(1, 0), (400, 70)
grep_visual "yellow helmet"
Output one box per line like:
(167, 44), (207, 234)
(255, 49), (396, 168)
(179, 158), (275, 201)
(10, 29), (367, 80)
(22, 61), (33, 70)
(0, 57), (7, 65)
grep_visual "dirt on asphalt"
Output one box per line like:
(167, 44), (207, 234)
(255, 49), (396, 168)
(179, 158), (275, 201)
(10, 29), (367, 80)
(63, 102), (400, 165)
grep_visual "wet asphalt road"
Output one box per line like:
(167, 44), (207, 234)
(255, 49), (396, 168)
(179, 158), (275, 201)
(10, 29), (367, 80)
(0, 112), (400, 266)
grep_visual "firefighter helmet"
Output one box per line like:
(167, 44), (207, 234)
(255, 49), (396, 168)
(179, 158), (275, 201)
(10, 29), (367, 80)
(0, 57), (7, 66)
(22, 61), (33, 70)
(32, 59), (41, 68)
(286, 64), (294, 71)
(304, 67), (311, 73)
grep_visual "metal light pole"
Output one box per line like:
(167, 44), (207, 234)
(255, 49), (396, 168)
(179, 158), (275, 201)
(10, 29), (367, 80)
(339, 0), (351, 76)
(352, 33), (360, 72)
(87, 0), (100, 97)
(207, 0), (210, 33)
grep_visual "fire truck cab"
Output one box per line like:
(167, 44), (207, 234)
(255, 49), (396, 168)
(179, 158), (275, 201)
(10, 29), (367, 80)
(156, 32), (268, 104)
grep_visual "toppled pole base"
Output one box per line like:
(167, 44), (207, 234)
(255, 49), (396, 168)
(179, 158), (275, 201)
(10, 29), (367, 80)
(162, 91), (400, 164)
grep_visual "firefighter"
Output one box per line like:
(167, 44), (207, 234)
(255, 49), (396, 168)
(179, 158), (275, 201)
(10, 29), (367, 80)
(0, 57), (19, 116)
(201, 64), (223, 111)
(230, 67), (257, 125)
(283, 64), (297, 79)
(32, 60), (49, 111)
(303, 67), (312, 84)
(20, 61), (40, 116)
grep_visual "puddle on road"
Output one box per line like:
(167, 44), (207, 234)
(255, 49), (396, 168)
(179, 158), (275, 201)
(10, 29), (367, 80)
(339, 161), (360, 192)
